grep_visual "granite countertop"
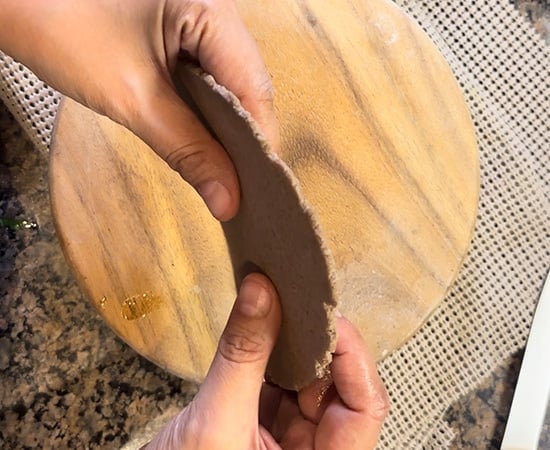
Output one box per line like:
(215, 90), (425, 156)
(1, 3), (549, 449)
(2, 101), (549, 450)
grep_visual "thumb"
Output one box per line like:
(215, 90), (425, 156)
(125, 74), (240, 221)
(193, 273), (281, 433)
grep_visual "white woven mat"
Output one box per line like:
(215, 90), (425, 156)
(1, 1), (548, 448)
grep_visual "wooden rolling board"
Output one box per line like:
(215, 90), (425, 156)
(49, 0), (479, 385)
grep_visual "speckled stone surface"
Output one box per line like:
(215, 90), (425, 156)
(512, 0), (550, 42)
(0, 104), (197, 449)
(446, 350), (550, 449)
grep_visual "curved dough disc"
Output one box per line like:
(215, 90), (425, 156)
(177, 67), (337, 389)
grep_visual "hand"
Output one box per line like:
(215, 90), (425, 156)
(0, 0), (278, 221)
(145, 273), (389, 449)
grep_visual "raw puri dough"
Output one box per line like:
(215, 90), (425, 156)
(177, 66), (338, 390)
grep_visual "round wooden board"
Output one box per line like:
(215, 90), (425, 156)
(50, 0), (479, 383)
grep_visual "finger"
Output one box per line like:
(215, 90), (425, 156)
(298, 372), (337, 424)
(317, 316), (390, 449)
(173, 0), (280, 152)
(121, 73), (240, 221)
(259, 383), (284, 431)
(278, 419), (316, 449)
(193, 273), (282, 434)
(271, 391), (315, 447)
(259, 426), (281, 450)
(332, 317), (389, 417)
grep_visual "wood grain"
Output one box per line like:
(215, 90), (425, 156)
(174, 68), (337, 389)
(49, 0), (479, 385)
(237, 0), (479, 357)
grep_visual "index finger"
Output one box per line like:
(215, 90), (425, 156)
(187, 0), (280, 152)
(313, 316), (390, 449)
(332, 316), (390, 418)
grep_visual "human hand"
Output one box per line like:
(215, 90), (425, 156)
(259, 315), (390, 449)
(0, 0), (278, 221)
(145, 273), (389, 449)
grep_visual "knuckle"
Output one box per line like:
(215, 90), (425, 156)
(244, 74), (275, 115)
(97, 85), (136, 130)
(179, 0), (221, 47)
(173, 406), (218, 448)
(163, 143), (210, 182)
(368, 382), (390, 421)
(99, 72), (155, 133)
(256, 75), (275, 106)
(218, 327), (266, 364)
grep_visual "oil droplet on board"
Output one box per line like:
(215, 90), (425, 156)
(121, 292), (163, 320)
(99, 296), (107, 309)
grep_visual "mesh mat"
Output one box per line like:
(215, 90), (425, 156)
(0, 55), (60, 152)
(1, 1), (548, 448)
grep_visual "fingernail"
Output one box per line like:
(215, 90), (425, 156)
(334, 309), (343, 318)
(197, 180), (232, 220)
(237, 277), (272, 319)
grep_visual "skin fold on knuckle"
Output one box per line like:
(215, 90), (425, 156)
(101, 71), (172, 148)
(172, 403), (229, 449)
(146, 407), (199, 449)
(176, 0), (232, 56)
(239, 72), (274, 113)
(254, 74), (275, 109)
(93, 74), (144, 132)
(218, 325), (267, 365)
(163, 140), (213, 183)
(366, 378), (390, 422)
